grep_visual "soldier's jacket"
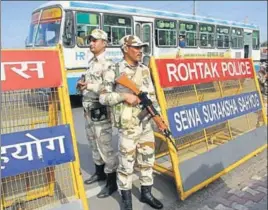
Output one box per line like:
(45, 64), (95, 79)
(99, 59), (160, 129)
(82, 51), (114, 109)
(257, 69), (268, 84)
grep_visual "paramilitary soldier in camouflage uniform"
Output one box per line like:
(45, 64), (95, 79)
(76, 29), (118, 198)
(99, 35), (163, 210)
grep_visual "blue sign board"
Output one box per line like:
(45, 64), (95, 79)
(167, 91), (262, 138)
(1, 125), (75, 178)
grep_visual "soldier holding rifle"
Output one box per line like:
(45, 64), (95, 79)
(99, 35), (164, 210)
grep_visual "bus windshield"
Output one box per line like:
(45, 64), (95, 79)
(26, 7), (62, 47)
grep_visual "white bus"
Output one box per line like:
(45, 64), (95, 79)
(25, 1), (261, 95)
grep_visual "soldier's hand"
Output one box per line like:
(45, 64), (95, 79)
(77, 81), (87, 90)
(80, 85), (87, 90)
(77, 80), (87, 86)
(123, 93), (140, 106)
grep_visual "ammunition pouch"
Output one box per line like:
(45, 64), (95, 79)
(85, 106), (109, 122)
(91, 106), (108, 122)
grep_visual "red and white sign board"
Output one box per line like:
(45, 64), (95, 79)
(1, 50), (62, 91)
(155, 58), (255, 88)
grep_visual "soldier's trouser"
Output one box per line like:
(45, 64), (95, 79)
(84, 110), (117, 174)
(117, 122), (155, 190)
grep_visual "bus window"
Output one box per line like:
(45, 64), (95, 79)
(63, 10), (75, 47)
(76, 12), (100, 47)
(103, 14), (132, 46)
(252, 30), (260, 50)
(231, 28), (243, 49)
(143, 24), (151, 54)
(26, 11), (40, 47)
(28, 8), (62, 47)
(135, 24), (141, 38)
(179, 21), (197, 47)
(216, 26), (230, 48)
(155, 19), (177, 47)
(199, 24), (215, 48)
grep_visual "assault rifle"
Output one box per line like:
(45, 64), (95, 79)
(116, 74), (178, 151)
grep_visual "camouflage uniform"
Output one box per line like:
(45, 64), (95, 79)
(81, 29), (117, 175)
(257, 63), (268, 96)
(100, 59), (159, 190)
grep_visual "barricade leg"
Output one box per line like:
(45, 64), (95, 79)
(149, 57), (185, 199)
(58, 45), (89, 209)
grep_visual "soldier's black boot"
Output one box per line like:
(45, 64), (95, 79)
(97, 172), (118, 198)
(121, 190), (132, 210)
(140, 185), (163, 209)
(84, 164), (106, 185)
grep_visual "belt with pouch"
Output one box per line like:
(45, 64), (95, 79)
(84, 105), (109, 122)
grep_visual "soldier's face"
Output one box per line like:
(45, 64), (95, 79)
(89, 38), (106, 55)
(126, 45), (143, 63)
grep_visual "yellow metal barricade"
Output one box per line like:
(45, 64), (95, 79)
(149, 57), (267, 200)
(1, 46), (88, 210)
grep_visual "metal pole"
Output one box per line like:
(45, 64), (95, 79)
(193, 0), (196, 15)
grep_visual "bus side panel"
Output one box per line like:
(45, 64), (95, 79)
(63, 48), (90, 96)
(67, 77), (79, 95)
(67, 71), (86, 95)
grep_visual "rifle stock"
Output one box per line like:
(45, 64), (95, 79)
(115, 74), (140, 95)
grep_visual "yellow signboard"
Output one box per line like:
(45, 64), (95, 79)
(41, 7), (62, 20)
(31, 8), (62, 24)
(176, 48), (231, 58)
(157, 49), (232, 59)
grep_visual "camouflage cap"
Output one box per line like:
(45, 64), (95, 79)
(119, 35), (148, 48)
(89, 29), (108, 41)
